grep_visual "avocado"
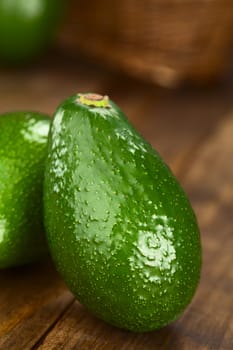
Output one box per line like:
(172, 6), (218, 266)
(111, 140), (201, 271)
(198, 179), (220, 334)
(0, 111), (50, 268)
(44, 93), (201, 332)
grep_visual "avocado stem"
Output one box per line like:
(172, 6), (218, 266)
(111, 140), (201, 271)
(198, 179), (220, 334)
(77, 93), (110, 108)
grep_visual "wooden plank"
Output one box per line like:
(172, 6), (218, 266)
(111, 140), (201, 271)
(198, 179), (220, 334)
(0, 261), (74, 350)
(32, 301), (188, 350)
(179, 114), (233, 350)
(35, 112), (233, 349)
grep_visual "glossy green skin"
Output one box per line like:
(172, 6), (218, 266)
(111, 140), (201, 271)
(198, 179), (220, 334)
(0, 112), (50, 268)
(44, 94), (202, 332)
(0, 0), (63, 63)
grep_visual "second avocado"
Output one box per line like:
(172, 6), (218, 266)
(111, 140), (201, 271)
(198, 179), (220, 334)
(44, 93), (201, 332)
(0, 111), (50, 268)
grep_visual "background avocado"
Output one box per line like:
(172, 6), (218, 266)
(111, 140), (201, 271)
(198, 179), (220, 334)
(0, 111), (50, 268)
(0, 0), (64, 64)
(44, 93), (202, 332)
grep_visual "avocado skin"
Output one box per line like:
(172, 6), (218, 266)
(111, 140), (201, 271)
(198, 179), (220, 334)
(0, 111), (50, 268)
(44, 94), (202, 332)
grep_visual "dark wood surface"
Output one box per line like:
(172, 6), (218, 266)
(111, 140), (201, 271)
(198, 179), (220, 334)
(0, 53), (232, 350)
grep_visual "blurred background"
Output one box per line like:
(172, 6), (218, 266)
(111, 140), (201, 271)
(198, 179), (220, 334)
(0, 1), (233, 348)
(59, 0), (233, 87)
(1, 0), (233, 163)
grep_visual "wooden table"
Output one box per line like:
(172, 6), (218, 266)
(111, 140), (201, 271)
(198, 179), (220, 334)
(0, 53), (232, 350)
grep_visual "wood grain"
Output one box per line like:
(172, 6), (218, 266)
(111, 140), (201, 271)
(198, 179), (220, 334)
(0, 260), (74, 349)
(0, 53), (232, 349)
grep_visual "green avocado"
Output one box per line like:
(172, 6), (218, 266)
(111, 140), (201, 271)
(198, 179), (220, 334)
(0, 0), (64, 64)
(44, 93), (202, 332)
(0, 111), (50, 269)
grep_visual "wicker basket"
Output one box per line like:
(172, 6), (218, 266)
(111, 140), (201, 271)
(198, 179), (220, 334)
(59, 0), (233, 87)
